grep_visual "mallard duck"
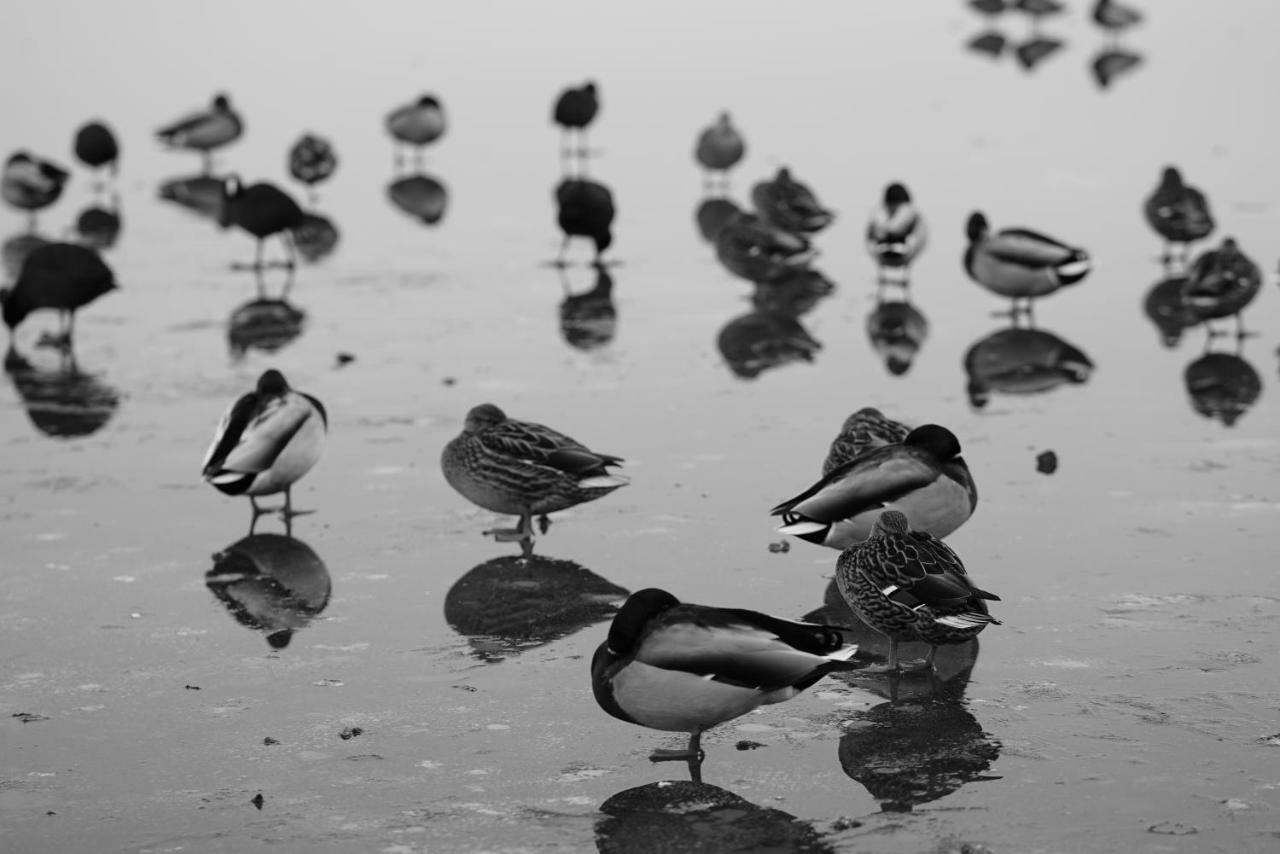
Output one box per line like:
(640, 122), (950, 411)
(822, 408), (910, 476)
(695, 196), (744, 243)
(72, 121), (119, 177)
(201, 370), (328, 530)
(1181, 238), (1260, 337)
(441, 403), (627, 556)
(555, 178), (615, 263)
(219, 175), (306, 273)
(866, 298), (928, 376)
(695, 112), (746, 176)
(715, 213), (816, 284)
(287, 133), (338, 189)
(1093, 0), (1142, 36)
(2, 152), (70, 220)
(752, 168), (834, 234)
(1014, 0), (1063, 18)
(772, 424), (977, 549)
(2, 242), (116, 348)
(156, 93), (243, 172)
(866, 183), (927, 278)
(385, 94), (446, 157)
(963, 327), (1093, 408)
(964, 212), (1090, 312)
(835, 511), (1000, 672)
(592, 588), (859, 773)
(1144, 167), (1213, 265)
(387, 173), (449, 225)
(553, 81), (599, 153)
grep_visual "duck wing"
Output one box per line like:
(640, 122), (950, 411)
(157, 108), (212, 141)
(987, 228), (1077, 266)
(478, 419), (623, 475)
(772, 446), (936, 522)
(202, 392), (317, 477)
(635, 606), (855, 690)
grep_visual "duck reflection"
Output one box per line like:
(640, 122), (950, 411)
(866, 296), (928, 376)
(967, 30), (1007, 58)
(1, 230), (50, 279)
(717, 309), (821, 379)
(1142, 272), (1200, 348)
(444, 553), (628, 662)
(1091, 47), (1143, 89)
(559, 262), (616, 350)
(963, 321), (1094, 408)
(74, 195), (122, 250)
(838, 697), (1001, 813)
(1185, 340), (1261, 428)
(206, 533), (331, 649)
(4, 345), (120, 439)
(227, 298), (307, 360)
(596, 781), (835, 853)
(157, 172), (226, 222)
(387, 172), (448, 226)
(1014, 35), (1065, 71)
(694, 195), (743, 244)
(291, 210), (340, 264)
(751, 268), (834, 317)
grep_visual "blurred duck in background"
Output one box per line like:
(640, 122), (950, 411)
(386, 94), (446, 164)
(866, 182), (927, 284)
(156, 93), (243, 173)
(553, 81), (600, 162)
(219, 175), (305, 285)
(963, 211), (1090, 317)
(694, 112), (746, 188)
(555, 177), (615, 265)
(752, 167), (834, 235)
(1, 242), (116, 350)
(1143, 166), (1214, 269)
(1181, 237), (1260, 340)
(2, 151), (70, 228)
(287, 133), (338, 201)
(72, 121), (120, 182)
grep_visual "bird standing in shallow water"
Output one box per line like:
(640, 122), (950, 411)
(592, 588), (859, 780)
(2, 152), (70, 227)
(555, 178), (615, 265)
(156, 94), (243, 174)
(866, 183), (927, 283)
(441, 403), (627, 557)
(752, 168), (834, 234)
(73, 121), (120, 181)
(836, 511), (1000, 672)
(694, 112), (746, 186)
(2, 242), (116, 349)
(386, 94), (446, 164)
(1181, 237), (1260, 339)
(964, 211), (1090, 316)
(201, 369), (327, 534)
(553, 81), (599, 163)
(1144, 166), (1214, 269)
(220, 175), (306, 289)
(772, 424), (978, 549)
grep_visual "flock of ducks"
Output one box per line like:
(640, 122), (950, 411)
(1, 54), (1266, 783)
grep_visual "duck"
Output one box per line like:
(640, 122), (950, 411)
(1090, 47), (1144, 90)
(1092, 0), (1142, 37)
(592, 588), (859, 773)
(156, 93), (243, 172)
(751, 168), (834, 234)
(1014, 0), (1063, 18)
(771, 424), (977, 549)
(385, 94), (446, 157)
(219, 175), (306, 272)
(866, 183), (927, 278)
(694, 112), (746, 176)
(1143, 167), (1214, 266)
(2, 152), (70, 222)
(822, 407), (910, 476)
(866, 298), (929, 377)
(1181, 238), (1260, 336)
(201, 369), (327, 531)
(963, 212), (1090, 312)
(836, 512), (1000, 673)
(553, 81), (600, 153)
(72, 121), (120, 177)
(441, 403), (628, 556)
(555, 178), (615, 263)
(287, 133), (338, 189)
(1, 242), (116, 348)
(714, 212), (816, 284)
(695, 196), (744, 243)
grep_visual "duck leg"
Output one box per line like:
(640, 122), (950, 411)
(201, 151), (213, 176)
(485, 509), (535, 556)
(650, 731), (705, 764)
(281, 487), (315, 521)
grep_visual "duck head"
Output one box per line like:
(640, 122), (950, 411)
(256, 369), (289, 395)
(213, 93), (232, 110)
(417, 94), (442, 109)
(904, 424), (962, 460)
(463, 403), (506, 433)
(965, 212), (989, 243)
(218, 174), (243, 228)
(1158, 165), (1183, 190)
(884, 183), (911, 210)
(607, 588), (679, 656)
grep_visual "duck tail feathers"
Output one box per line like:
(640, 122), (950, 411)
(935, 612), (1001, 629)
(579, 473), (629, 489)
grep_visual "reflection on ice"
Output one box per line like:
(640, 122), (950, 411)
(963, 323), (1094, 408)
(227, 298), (307, 359)
(3, 345), (121, 439)
(717, 310), (821, 379)
(387, 172), (449, 226)
(559, 263), (617, 350)
(206, 533), (332, 649)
